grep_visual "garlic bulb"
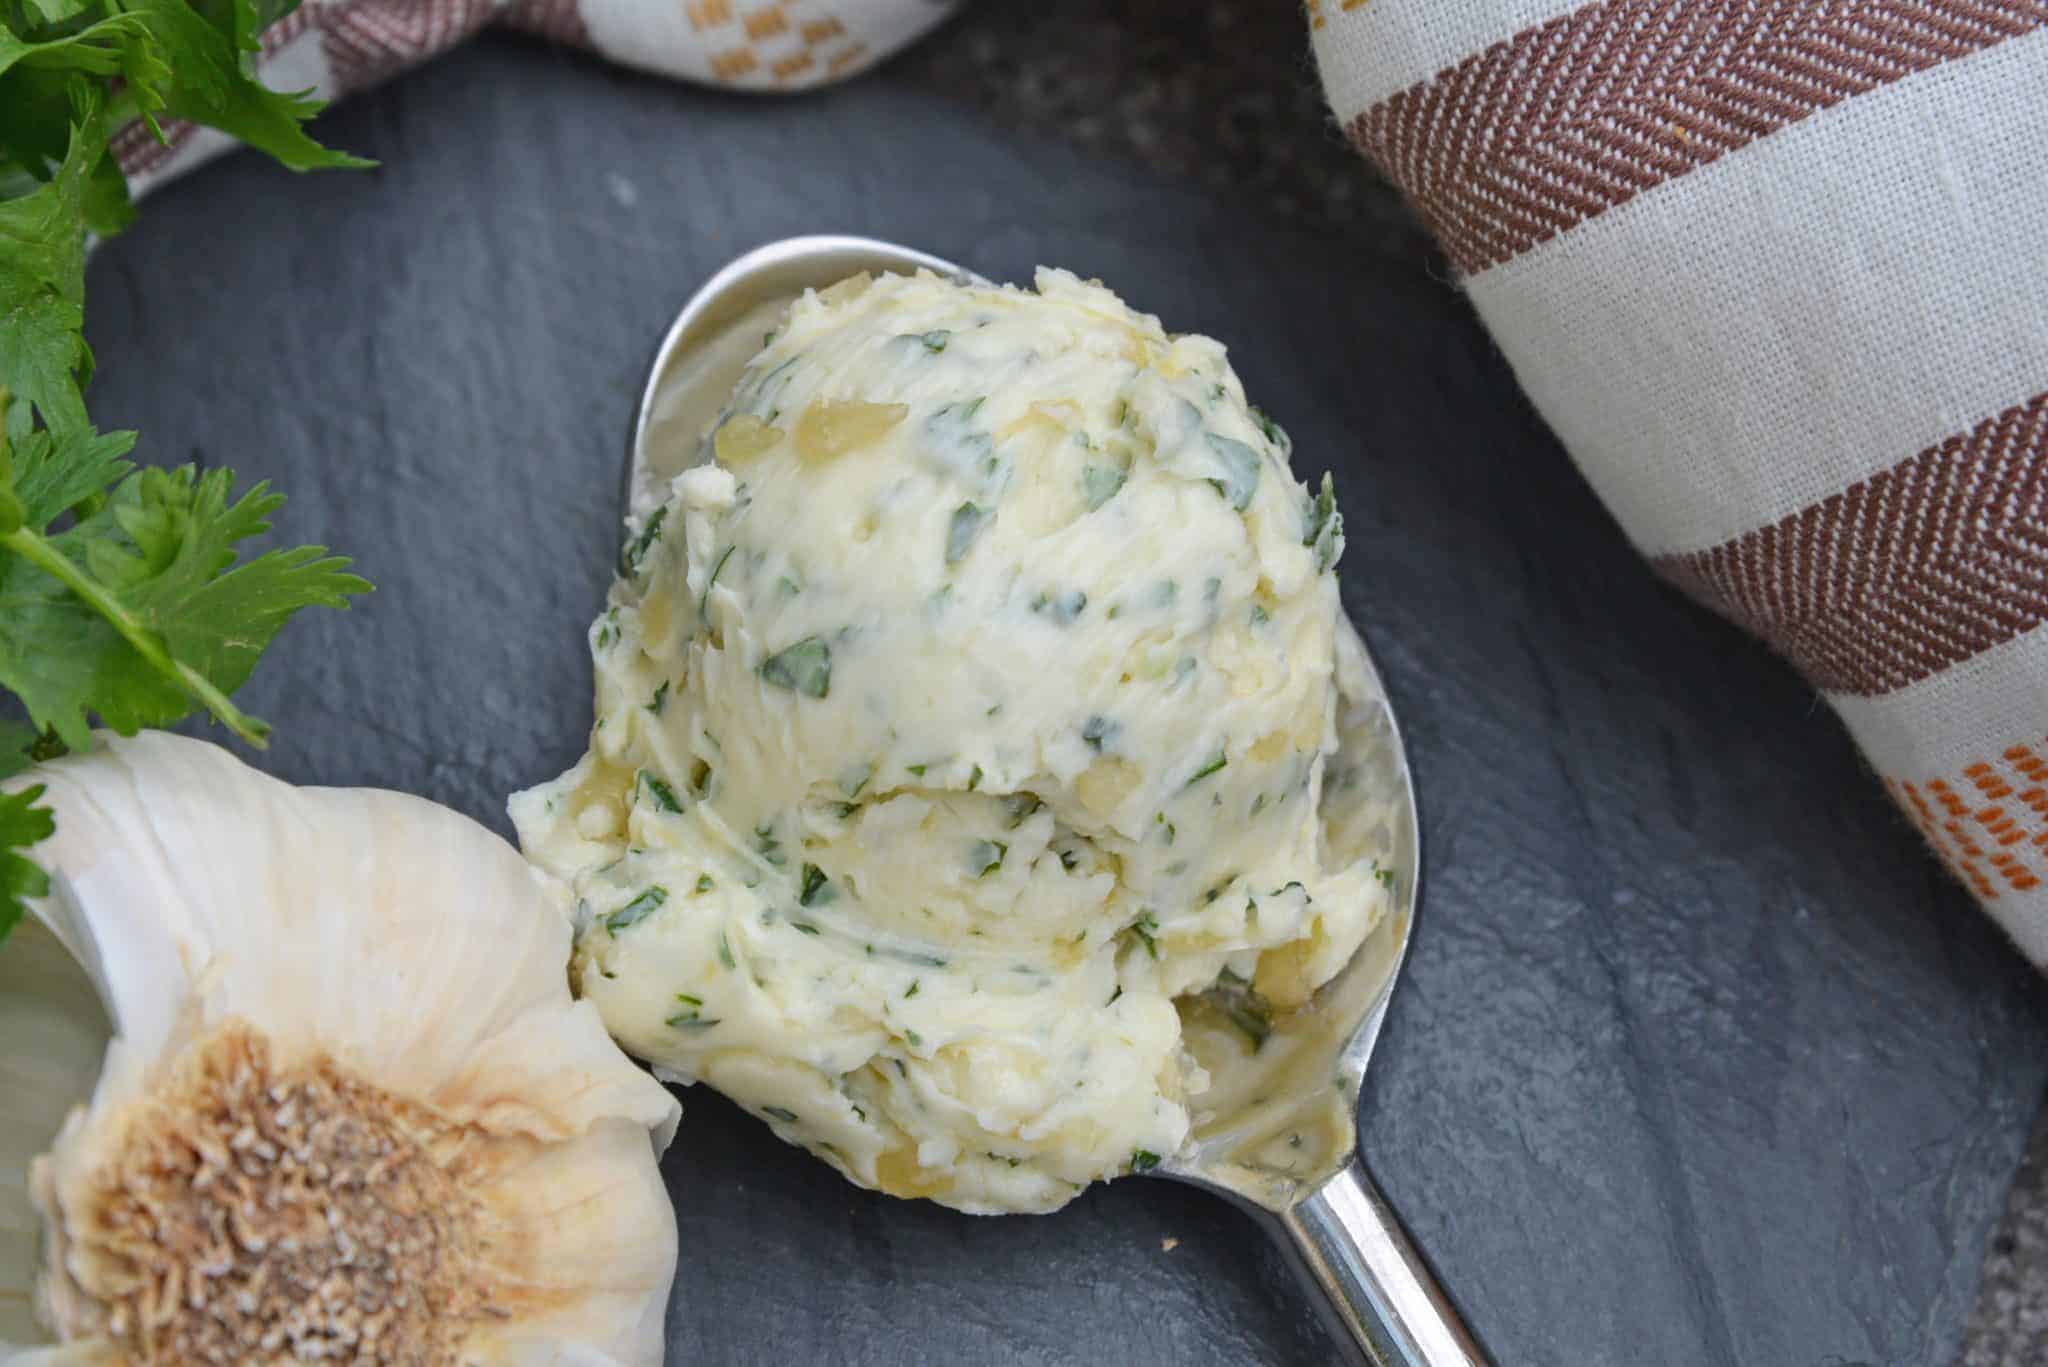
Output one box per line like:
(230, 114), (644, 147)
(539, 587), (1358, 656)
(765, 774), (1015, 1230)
(1, 732), (681, 1364)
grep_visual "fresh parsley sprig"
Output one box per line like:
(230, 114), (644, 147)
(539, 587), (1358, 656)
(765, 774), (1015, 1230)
(0, 0), (372, 940)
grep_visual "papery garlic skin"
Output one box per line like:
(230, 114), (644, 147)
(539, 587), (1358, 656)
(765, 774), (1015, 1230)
(0, 917), (109, 1352)
(515, 269), (1383, 1215)
(3, 733), (680, 1365)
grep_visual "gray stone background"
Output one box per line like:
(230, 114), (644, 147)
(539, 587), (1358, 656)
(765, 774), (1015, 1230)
(889, 2), (2048, 1362)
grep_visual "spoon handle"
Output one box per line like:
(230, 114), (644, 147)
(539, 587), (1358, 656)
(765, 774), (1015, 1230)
(1269, 1157), (1491, 1367)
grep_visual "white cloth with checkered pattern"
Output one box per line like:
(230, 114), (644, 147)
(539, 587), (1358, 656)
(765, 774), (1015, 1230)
(116, 0), (957, 194)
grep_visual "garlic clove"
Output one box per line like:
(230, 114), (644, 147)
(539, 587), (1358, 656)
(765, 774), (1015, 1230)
(4, 733), (681, 1364)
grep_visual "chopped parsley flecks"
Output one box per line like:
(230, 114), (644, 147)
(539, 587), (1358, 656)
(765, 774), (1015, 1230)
(1131, 1149), (1162, 1173)
(969, 840), (1007, 878)
(878, 946), (951, 969)
(947, 501), (992, 564)
(667, 994), (718, 1030)
(1204, 433), (1262, 511)
(762, 1106), (799, 1124)
(1228, 997), (1274, 1051)
(799, 862), (836, 907)
(1185, 747), (1228, 787)
(648, 680), (670, 715)
(1250, 404), (1292, 456)
(840, 761), (873, 799)
(1127, 911), (1160, 960)
(754, 823), (787, 868)
(925, 397), (999, 491)
(624, 505), (668, 573)
(1209, 967), (1277, 1052)
(605, 886), (669, 934)
(920, 329), (951, 352)
(638, 770), (683, 813)
(1031, 589), (1088, 624)
(968, 764), (984, 791)
(1082, 716), (1119, 752)
(701, 544), (735, 617)
(761, 636), (831, 697)
(716, 932), (735, 968)
(1003, 792), (1044, 827)
(1304, 471), (1343, 573)
(1081, 461), (1126, 510)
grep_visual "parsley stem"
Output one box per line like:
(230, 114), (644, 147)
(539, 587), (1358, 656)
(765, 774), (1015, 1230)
(0, 525), (268, 746)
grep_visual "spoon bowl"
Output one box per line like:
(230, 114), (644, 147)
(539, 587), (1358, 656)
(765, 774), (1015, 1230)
(627, 235), (1486, 1367)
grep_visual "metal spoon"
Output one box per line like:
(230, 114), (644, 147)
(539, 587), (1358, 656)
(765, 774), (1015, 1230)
(627, 234), (1489, 1367)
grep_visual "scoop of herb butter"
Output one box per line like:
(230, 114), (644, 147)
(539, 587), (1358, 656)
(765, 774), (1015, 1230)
(513, 267), (1385, 1214)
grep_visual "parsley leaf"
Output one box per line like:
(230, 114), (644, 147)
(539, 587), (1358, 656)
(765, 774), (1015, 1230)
(134, 0), (371, 174)
(0, 109), (98, 436)
(0, 0), (368, 944)
(0, 783), (55, 941)
(0, 461), (370, 751)
(760, 636), (830, 697)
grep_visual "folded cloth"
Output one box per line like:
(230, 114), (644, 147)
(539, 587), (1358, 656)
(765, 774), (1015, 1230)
(1312, 1), (2048, 964)
(114, 0), (959, 195)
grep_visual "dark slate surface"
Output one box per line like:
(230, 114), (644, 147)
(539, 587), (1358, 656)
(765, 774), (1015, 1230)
(83, 37), (2048, 1367)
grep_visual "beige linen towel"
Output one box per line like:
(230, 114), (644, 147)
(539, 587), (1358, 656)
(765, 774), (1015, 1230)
(1311, 1), (2048, 963)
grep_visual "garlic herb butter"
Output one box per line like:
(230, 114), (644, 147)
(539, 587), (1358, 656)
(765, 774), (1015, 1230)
(515, 267), (1385, 1215)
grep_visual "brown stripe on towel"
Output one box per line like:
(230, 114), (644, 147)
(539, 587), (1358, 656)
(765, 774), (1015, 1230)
(1350, 0), (2048, 275)
(1655, 391), (2048, 697)
(320, 0), (500, 91)
(502, 0), (593, 49)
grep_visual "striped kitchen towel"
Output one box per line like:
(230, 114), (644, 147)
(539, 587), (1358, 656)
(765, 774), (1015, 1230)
(113, 0), (958, 197)
(1312, 2), (2048, 964)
